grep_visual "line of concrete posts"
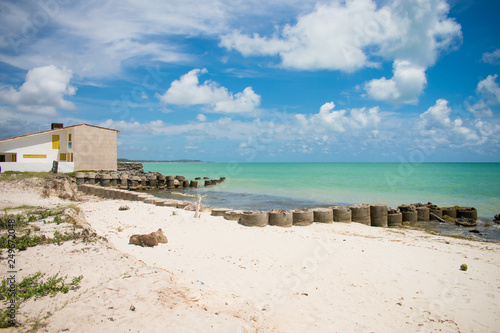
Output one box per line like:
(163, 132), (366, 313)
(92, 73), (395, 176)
(75, 172), (226, 190)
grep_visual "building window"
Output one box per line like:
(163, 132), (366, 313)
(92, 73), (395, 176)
(52, 135), (60, 149)
(60, 153), (67, 161)
(68, 142), (72, 149)
(69, 153), (73, 162)
(69, 134), (72, 142)
(1, 154), (17, 162)
(23, 154), (47, 159)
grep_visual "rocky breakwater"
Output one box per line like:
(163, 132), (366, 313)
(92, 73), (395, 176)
(117, 162), (144, 173)
(75, 169), (226, 213)
(76, 169), (225, 191)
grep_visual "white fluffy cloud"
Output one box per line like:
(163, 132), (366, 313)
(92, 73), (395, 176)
(419, 99), (500, 146)
(221, 0), (391, 72)
(220, 0), (461, 72)
(467, 74), (500, 117)
(0, 65), (76, 115)
(419, 99), (453, 128)
(295, 102), (381, 134)
(159, 68), (261, 114)
(482, 49), (500, 65)
(476, 74), (500, 104)
(364, 60), (427, 104)
(466, 100), (493, 118)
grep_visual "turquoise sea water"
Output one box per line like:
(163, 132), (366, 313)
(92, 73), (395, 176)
(144, 162), (500, 219)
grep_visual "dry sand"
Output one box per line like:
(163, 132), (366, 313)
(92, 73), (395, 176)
(1, 178), (500, 332)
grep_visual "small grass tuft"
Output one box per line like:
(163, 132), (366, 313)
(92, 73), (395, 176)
(0, 272), (83, 328)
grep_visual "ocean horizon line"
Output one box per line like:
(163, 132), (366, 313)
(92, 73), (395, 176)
(140, 160), (500, 163)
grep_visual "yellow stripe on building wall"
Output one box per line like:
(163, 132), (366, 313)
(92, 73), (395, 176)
(23, 154), (47, 159)
(52, 135), (60, 149)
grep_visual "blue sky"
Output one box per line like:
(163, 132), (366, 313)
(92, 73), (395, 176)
(0, 0), (499, 162)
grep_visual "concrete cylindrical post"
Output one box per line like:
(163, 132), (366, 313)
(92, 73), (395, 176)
(388, 212), (403, 227)
(292, 209), (314, 226)
(416, 206), (430, 221)
(176, 175), (185, 181)
(457, 207), (478, 220)
(109, 173), (119, 187)
(205, 180), (212, 186)
(75, 172), (85, 185)
(398, 204), (414, 212)
(239, 211), (268, 227)
(332, 206), (352, 222)
(268, 210), (293, 227)
(370, 205), (388, 227)
(148, 174), (157, 188)
(130, 176), (140, 190)
(430, 208), (443, 220)
(442, 207), (457, 218)
(224, 210), (243, 221)
(402, 211), (418, 222)
(211, 208), (230, 217)
(349, 204), (371, 226)
(190, 181), (198, 188)
(85, 173), (96, 185)
(100, 174), (111, 187)
(140, 176), (148, 189)
(157, 174), (166, 189)
(183, 180), (190, 188)
(120, 174), (129, 189)
(313, 208), (333, 223)
(97, 174), (105, 186)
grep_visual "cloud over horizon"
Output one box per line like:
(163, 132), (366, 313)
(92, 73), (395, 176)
(159, 68), (261, 114)
(0, 65), (76, 116)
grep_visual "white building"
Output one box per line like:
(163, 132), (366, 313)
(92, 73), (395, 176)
(0, 123), (120, 173)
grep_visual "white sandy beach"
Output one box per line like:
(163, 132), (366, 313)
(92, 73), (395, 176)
(1, 178), (500, 332)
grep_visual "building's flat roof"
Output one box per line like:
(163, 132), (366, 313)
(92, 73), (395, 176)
(0, 123), (120, 143)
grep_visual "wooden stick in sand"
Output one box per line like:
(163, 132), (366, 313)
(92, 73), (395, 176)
(195, 195), (202, 218)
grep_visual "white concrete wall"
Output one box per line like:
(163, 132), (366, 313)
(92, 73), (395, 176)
(0, 162), (74, 173)
(0, 128), (75, 172)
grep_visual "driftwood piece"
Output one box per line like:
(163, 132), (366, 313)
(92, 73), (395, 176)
(430, 212), (445, 222)
(129, 228), (168, 247)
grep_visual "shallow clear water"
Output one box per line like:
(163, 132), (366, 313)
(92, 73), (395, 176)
(144, 162), (500, 219)
(143, 162), (500, 242)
